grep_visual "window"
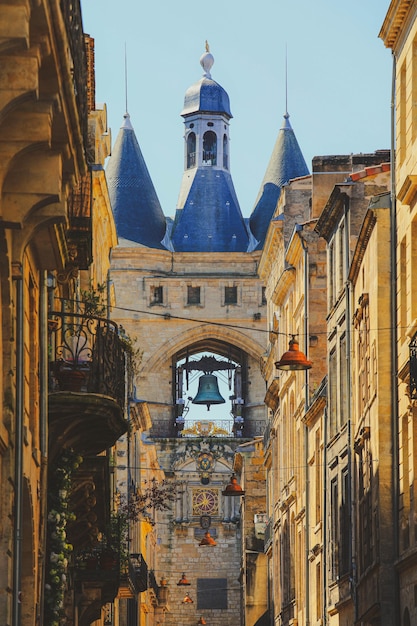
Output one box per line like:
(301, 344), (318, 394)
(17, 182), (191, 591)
(224, 286), (237, 305)
(187, 286), (200, 305)
(330, 478), (338, 581)
(340, 469), (350, 575)
(203, 131), (217, 165)
(187, 132), (196, 169)
(150, 286), (163, 305)
(261, 286), (267, 306)
(197, 578), (227, 609)
(223, 134), (228, 169)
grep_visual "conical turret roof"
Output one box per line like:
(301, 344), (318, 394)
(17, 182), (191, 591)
(170, 168), (249, 252)
(249, 113), (309, 250)
(106, 114), (167, 248)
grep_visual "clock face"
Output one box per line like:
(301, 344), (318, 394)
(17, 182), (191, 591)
(192, 488), (219, 515)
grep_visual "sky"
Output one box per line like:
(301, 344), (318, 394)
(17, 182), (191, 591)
(80, 1), (392, 220)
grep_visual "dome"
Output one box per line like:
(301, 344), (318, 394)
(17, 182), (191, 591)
(181, 47), (232, 119)
(181, 77), (232, 119)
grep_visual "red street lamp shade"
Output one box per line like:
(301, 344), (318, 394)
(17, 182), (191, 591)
(182, 593), (194, 604)
(177, 572), (191, 586)
(275, 337), (312, 371)
(199, 530), (217, 546)
(222, 474), (245, 497)
(198, 618), (207, 625)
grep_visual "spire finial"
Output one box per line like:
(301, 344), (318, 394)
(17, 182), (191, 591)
(124, 42), (128, 115)
(285, 44), (288, 118)
(200, 42), (214, 78)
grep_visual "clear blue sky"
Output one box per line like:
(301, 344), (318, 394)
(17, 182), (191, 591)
(81, 0), (392, 219)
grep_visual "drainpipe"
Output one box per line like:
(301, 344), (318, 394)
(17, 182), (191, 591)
(38, 272), (49, 624)
(12, 263), (24, 626)
(296, 225), (310, 626)
(389, 50), (400, 620)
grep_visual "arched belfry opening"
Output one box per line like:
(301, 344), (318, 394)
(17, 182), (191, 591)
(223, 133), (228, 169)
(202, 130), (217, 165)
(173, 339), (247, 438)
(187, 131), (196, 168)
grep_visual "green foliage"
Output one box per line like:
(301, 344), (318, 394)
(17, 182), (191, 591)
(80, 282), (106, 317)
(45, 449), (82, 625)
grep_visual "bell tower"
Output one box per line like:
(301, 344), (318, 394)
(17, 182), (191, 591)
(171, 45), (249, 252)
(182, 43), (231, 172)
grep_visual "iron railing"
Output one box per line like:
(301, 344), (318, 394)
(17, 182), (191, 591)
(60, 0), (88, 147)
(49, 311), (126, 408)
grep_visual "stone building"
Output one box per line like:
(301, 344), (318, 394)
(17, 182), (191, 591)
(106, 45), (309, 626)
(0, 2), (144, 623)
(0, 1), (89, 623)
(380, 2), (417, 623)
(259, 151), (391, 626)
(259, 168), (328, 626)
(315, 159), (391, 625)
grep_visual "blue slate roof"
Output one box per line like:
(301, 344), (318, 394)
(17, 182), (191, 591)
(170, 168), (249, 252)
(181, 76), (232, 119)
(106, 114), (167, 248)
(249, 113), (309, 249)
(181, 48), (232, 119)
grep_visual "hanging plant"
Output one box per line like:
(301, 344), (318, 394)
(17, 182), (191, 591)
(80, 282), (106, 317)
(44, 448), (82, 625)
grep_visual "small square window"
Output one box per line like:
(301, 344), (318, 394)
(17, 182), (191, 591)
(187, 286), (200, 305)
(197, 578), (227, 609)
(151, 286), (163, 305)
(224, 286), (237, 305)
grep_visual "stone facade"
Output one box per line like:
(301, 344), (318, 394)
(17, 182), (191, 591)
(109, 242), (269, 626)
(260, 153), (391, 626)
(381, 2), (417, 623)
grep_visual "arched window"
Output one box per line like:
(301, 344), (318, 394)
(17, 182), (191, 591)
(187, 132), (196, 169)
(223, 134), (228, 169)
(403, 608), (410, 626)
(203, 131), (217, 165)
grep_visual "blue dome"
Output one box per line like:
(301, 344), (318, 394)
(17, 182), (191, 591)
(181, 76), (232, 119)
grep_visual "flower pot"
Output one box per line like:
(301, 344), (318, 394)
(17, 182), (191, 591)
(58, 369), (86, 392)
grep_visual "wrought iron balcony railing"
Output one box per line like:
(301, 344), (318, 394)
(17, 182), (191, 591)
(60, 0), (88, 146)
(48, 311), (127, 408)
(128, 553), (149, 594)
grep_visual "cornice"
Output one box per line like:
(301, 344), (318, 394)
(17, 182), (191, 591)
(379, 0), (415, 51)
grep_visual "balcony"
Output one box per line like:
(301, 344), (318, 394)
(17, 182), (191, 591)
(119, 553), (149, 597)
(74, 543), (121, 626)
(48, 310), (128, 459)
(66, 171), (93, 270)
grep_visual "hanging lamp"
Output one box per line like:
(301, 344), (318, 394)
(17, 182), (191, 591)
(182, 593), (194, 604)
(199, 530), (217, 546)
(198, 617), (207, 625)
(177, 572), (191, 586)
(275, 336), (312, 371)
(222, 474), (245, 497)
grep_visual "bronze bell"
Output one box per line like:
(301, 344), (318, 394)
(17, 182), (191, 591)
(192, 374), (225, 411)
